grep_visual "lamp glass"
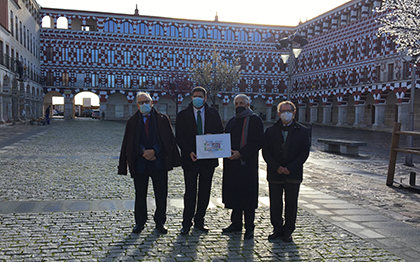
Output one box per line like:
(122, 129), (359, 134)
(293, 48), (302, 58)
(281, 54), (290, 63)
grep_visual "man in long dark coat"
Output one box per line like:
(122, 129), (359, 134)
(118, 92), (181, 234)
(176, 86), (224, 235)
(222, 94), (264, 240)
(262, 100), (310, 242)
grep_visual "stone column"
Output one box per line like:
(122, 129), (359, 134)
(397, 103), (410, 131)
(298, 106), (306, 123)
(372, 103), (386, 129)
(64, 96), (73, 119)
(223, 103), (228, 122)
(310, 106), (318, 123)
(353, 104), (366, 128)
(0, 94), (5, 124)
(322, 105), (332, 124)
(128, 102), (133, 116)
(100, 103), (107, 120)
(266, 104), (272, 122)
(337, 105), (348, 126)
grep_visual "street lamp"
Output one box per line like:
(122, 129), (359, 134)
(275, 32), (308, 100)
(402, 53), (418, 166)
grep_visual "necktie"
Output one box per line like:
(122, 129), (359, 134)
(145, 115), (150, 138)
(197, 110), (203, 135)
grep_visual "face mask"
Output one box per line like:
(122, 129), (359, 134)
(280, 112), (294, 123)
(192, 97), (204, 108)
(235, 106), (246, 115)
(140, 103), (151, 114)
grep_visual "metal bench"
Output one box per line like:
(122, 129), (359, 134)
(317, 138), (367, 156)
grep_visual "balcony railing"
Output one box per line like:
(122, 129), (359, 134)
(0, 51), (42, 84)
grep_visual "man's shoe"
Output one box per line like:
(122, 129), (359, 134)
(281, 234), (293, 242)
(132, 224), (144, 234)
(222, 224), (242, 233)
(268, 231), (283, 240)
(244, 230), (254, 240)
(194, 224), (209, 232)
(156, 224), (168, 234)
(180, 227), (190, 235)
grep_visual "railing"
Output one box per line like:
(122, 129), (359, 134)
(387, 122), (420, 187)
(0, 52), (43, 84)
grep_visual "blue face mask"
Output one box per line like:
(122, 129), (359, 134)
(140, 103), (151, 114)
(192, 97), (204, 108)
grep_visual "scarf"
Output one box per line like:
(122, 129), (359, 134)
(235, 108), (254, 165)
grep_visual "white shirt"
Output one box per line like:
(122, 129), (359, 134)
(193, 106), (205, 133)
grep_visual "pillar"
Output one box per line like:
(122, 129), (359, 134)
(337, 105), (347, 126)
(223, 103), (228, 122)
(397, 103), (410, 131)
(353, 104), (366, 128)
(128, 102), (133, 116)
(0, 94), (5, 124)
(64, 96), (73, 119)
(322, 105), (332, 124)
(310, 106), (318, 123)
(266, 104), (272, 122)
(372, 103), (386, 129)
(298, 106), (306, 123)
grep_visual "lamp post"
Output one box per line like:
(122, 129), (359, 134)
(403, 54), (418, 166)
(275, 33), (308, 100)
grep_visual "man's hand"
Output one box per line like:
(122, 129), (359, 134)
(143, 149), (156, 161)
(228, 150), (241, 160)
(277, 166), (290, 175)
(190, 152), (198, 162)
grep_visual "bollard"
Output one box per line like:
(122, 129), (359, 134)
(409, 172), (416, 186)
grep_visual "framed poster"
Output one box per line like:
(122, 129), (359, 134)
(196, 134), (231, 159)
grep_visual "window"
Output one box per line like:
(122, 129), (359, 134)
(138, 51), (146, 65)
(46, 71), (54, 86)
(210, 29), (221, 40)
(169, 25), (178, 37)
(403, 62), (410, 79)
(251, 31), (261, 42)
(76, 48), (84, 62)
(76, 73), (84, 86)
(124, 51), (131, 64)
(104, 20), (117, 33)
(46, 46), (53, 61)
(239, 31), (248, 41)
(23, 26), (27, 48)
(107, 50), (115, 63)
(137, 23), (148, 35)
(197, 28), (207, 39)
(108, 74), (115, 88)
(151, 24), (164, 36)
(61, 47), (68, 61)
(353, 42), (358, 58)
(20, 22), (23, 44)
(121, 22), (133, 34)
(139, 75), (146, 88)
(10, 11), (13, 37)
(184, 54), (191, 67)
(91, 49), (99, 63)
(62, 72), (69, 86)
(364, 39), (369, 56)
(168, 53), (177, 67)
(183, 27), (193, 38)
(154, 76), (161, 88)
(225, 30), (234, 40)
(154, 53), (161, 66)
(375, 66), (381, 81)
(92, 74), (99, 87)
(124, 75), (131, 88)
(253, 57), (260, 70)
(388, 63), (394, 81)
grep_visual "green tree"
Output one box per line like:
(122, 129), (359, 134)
(189, 49), (241, 107)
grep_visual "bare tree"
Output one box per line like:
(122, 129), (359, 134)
(189, 49), (242, 107)
(162, 73), (193, 113)
(377, 0), (420, 62)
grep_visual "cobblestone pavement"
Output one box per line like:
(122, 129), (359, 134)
(0, 119), (419, 261)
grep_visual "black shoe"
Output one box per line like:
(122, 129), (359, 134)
(180, 227), (190, 235)
(244, 230), (254, 240)
(156, 224), (168, 234)
(194, 224), (209, 232)
(132, 224), (144, 234)
(268, 231), (283, 240)
(222, 224), (242, 233)
(281, 234), (293, 242)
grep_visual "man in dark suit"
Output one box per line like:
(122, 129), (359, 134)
(176, 86), (224, 235)
(118, 92), (181, 234)
(263, 101), (310, 242)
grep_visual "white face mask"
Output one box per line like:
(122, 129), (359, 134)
(280, 112), (294, 123)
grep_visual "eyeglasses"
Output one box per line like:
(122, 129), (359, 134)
(280, 110), (294, 113)
(137, 100), (151, 105)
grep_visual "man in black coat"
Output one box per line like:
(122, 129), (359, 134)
(262, 101), (310, 242)
(222, 94), (264, 240)
(118, 92), (181, 234)
(176, 86), (223, 235)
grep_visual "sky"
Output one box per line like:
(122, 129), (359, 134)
(36, 0), (351, 26)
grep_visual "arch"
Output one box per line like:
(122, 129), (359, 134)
(182, 26), (193, 38)
(384, 91), (398, 127)
(239, 30), (248, 41)
(197, 27), (207, 39)
(106, 92), (128, 119)
(156, 97), (176, 120)
(85, 18), (97, 31)
(225, 29), (234, 40)
(104, 20), (117, 33)
(250, 97), (266, 119)
(41, 16), (53, 28)
(251, 31), (261, 42)
(57, 17), (68, 29)
(71, 17), (82, 30)
(211, 28), (221, 40)
(137, 23), (149, 35)
(169, 25), (179, 37)
(121, 21), (133, 34)
(151, 24), (164, 36)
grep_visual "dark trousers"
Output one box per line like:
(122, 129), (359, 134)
(133, 168), (168, 226)
(182, 167), (215, 228)
(230, 207), (255, 231)
(269, 182), (300, 235)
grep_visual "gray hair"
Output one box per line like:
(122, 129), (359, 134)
(277, 101), (296, 112)
(136, 91), (152, 102)
(234, 94), (250, 104)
